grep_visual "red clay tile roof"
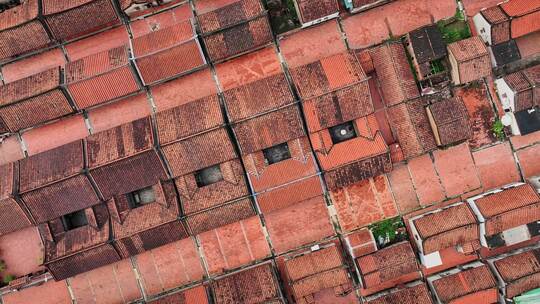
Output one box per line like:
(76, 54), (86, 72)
(296, 0), (339, 24)
(148, 285), (209, 304)
(285, 245), (350, 301)
(494, 248), (540, 299)
(18, 141), (84, 193)
(155, 94), (223, 145)
(0, 48), (66, 83)
(22, 174), (101, 223)
(161, 128), (238, 177)
(86, 117), (153, 168)
(0, 197), (32, 236)
(448, 36), (491, 84)
(0, 0), (50, 61)
(255, 174), (323, 212)
(42, 0), (120, 41)
(511, 10), (540, 38)
(176, 159), (249, 215)
(0, 67), (60, 106)
(504, 68), (537, 111)
(427, 97), (472, 146)
(233, 105), (306, 154)
(65, 25), (130, 61)
(500, 0), (540, 17)
(432, 265), (498, 303)
(370, 43), (420, 106)
(413, 203), (479, 254)
(344, 228), (377, 258)
(196, 0), (264, 32)
(366, 283), (434, 304)
(481, 5), (509, 24)
(212, 263), (281, 304)
(90, 150), (168, 200)
(65, 45), (140, 109)
(523, 64), (540, 107)
(357, 242), (419, 289)
(473, 183), (540, 236)
(0, 163), (14, 200)
(223, 73), (295, 122)
(186, 198), (255, 235)
(46, 243), (121, 280)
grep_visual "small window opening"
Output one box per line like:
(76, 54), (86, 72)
(195, 165), (224, 187)
(62, 210), (88, 231)
(329, 121), (357, 144)
(263, 142), (291, 165)
(127, 187), (155, 209)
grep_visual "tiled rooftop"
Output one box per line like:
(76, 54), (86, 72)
(366, 283), (434, 304)
(430, 264), (498, 303)
(493, 248), (540, 299)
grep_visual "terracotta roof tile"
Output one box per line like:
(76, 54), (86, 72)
(481, 6), (509, 24)
(65, 26), (130, 61)
(19, 140), (84, 192)
(494, 249), (540, 298)
(0, 163), (14, 199)
(0, 48), (66, 83)
(46, 244), (121, 280)
(212, 263), (281, 304)
(21, 174), (100, 223)
(500, 0), (540, 17)
(186, 198), (255, 235)
(366, 283), (433, 304)
(155, 94), (223, 144)
(148, 285), (209, 304)
(0, 67), (60, 106)
(90, 150), (168, 200)
(522, 64), (540, 107)
(432, 265), (497, 303)
(42, 0), (120, 41)
(224, 73), (295, 122)
(88, 93), (152, 133)
(504, 69), (535, 111)
(511, 10), (540, 38)
(0, 0), (50, 61)
(132, 19), (194, 51)
(370, 43), (420, 106)
(448, 36), (491, 84)
(0, 197), (32, 236)
(427, 97), (471, 146)
(344, 228), (377, 258)
(161, 128), (238, 177)
(474, 184), (540, 218)
(196, 0), (264, 32)
(255, 175), (323, 212)
(233, 105), (305, 154)
(291, 51), (367, 100)
(175, 159), (249, 215)
(296, 0), (339, 24)
(291, 268), (349, 302)
(86, 117), (153, 168)
(357, 242), (419, 289)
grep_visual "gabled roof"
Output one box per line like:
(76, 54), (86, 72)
(366, 283), (434, 304)
(0, 67), (73, 132)
(357, 242), (419, 290)
(185, 197), (255, 235)
(41, 0), (120, 41)
(431, 264), (498, 303)
(295, 0), (339, 25)
(370, 43), (420, 106)
(195, 0), (273, 62)
(502, 64), (539, 111)
(65, 45), (140, 109)
(493, 248), (540, 299)
(408, 24), (447, 64)
(448, 36), (489, 62)
(147, 285), (209, 304)
(511, 10), (540, 39)
(65, 26), (130, 61)
(500, 0), (540, 17)
(0, 0), (50, 61)
(212, 263), (281, 303)
(0, 163), (32, 236)
(232, 105), (306, 154)
(481, 5), (509, 24)
(427, 97), (472, 146)
(413, 203), (479, 254)
(472, 183), (540, 236)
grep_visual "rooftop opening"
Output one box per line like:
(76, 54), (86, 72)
(329, 121), (357, 144)
(127, 187), (155, 209)
(195, 165), (223, 187)
(61, 209), (88, 231)
(263, 142), (291, 165)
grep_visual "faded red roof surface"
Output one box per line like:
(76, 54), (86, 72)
(427, 97), (472, 146)
(344, 228), (377, 258)
(413, 203), (480, 254)
(493, 248), (540, 298)
(87, 93), (152, 133)
(195, 0), (263, 32)
(284, 244), (351, 302)
(296, 0), (339, 24)
(65, 45), (140, 109)
(0, 0), (50, 61)
(130, 4), (193, 37)
(366, 283), (434, 304)
(65, 26), (130, 61)
(503, 67), (537, 111)
(148, 285), (209, 304)
(431, 265), (498, 303)
(0, 163), (32, 236)
(42, 0), (120, 41)
(186, 198), (255, 235)
(448, 36), (491, 84)
(370, 42), (420, 106)
(212, 263), (281, 303)
(481, 5), (509, 24)
(162, 128), (238, 177)
(472, 183), (540, 236)
(500, 0), (540, 17)
(0, 48), (66, 83)
(357, 242), (420, 290)
(482, 5), (511, 45)
(155, 94), (223, 144)
(255, 175), (323, 212)
(511, 10), (540, 38)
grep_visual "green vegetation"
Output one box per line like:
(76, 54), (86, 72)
(264, 0), (300, 35)
(0, 260), (5, 273)
(437, 10), (471, 44)
(492, 119), (506, 140)
(369, 217), (407, 249)
(430, 59), (445, 74)
(3, 274), (14, 285)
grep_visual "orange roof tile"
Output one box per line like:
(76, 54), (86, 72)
(296, 0), (339, 24)
(511, 10), (540, 38)
(0, 135), (24, 165)
(129, 4), (193, 37)
(148, 285), (209, 304)
(474, 184), (540, 218)
(65, 26), (130, 61)
(366, 283), (433, 304)
(255, 175), (323, 213)
(432, 265), (497, 303)
(494, 248), (540, 299)
(87, 93), (152, 133)
(0, 48), (66, 83)
(500, 0), (540, 17)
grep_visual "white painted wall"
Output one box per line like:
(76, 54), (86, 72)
(473, 13), (493, 45)
(495, 78), (516, 112)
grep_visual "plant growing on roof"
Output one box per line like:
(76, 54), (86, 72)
(369, 217), (407, 249)
(492, 119), (506, 141)
(0, 260), (6, 273)
(2, 274), (14, 285)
